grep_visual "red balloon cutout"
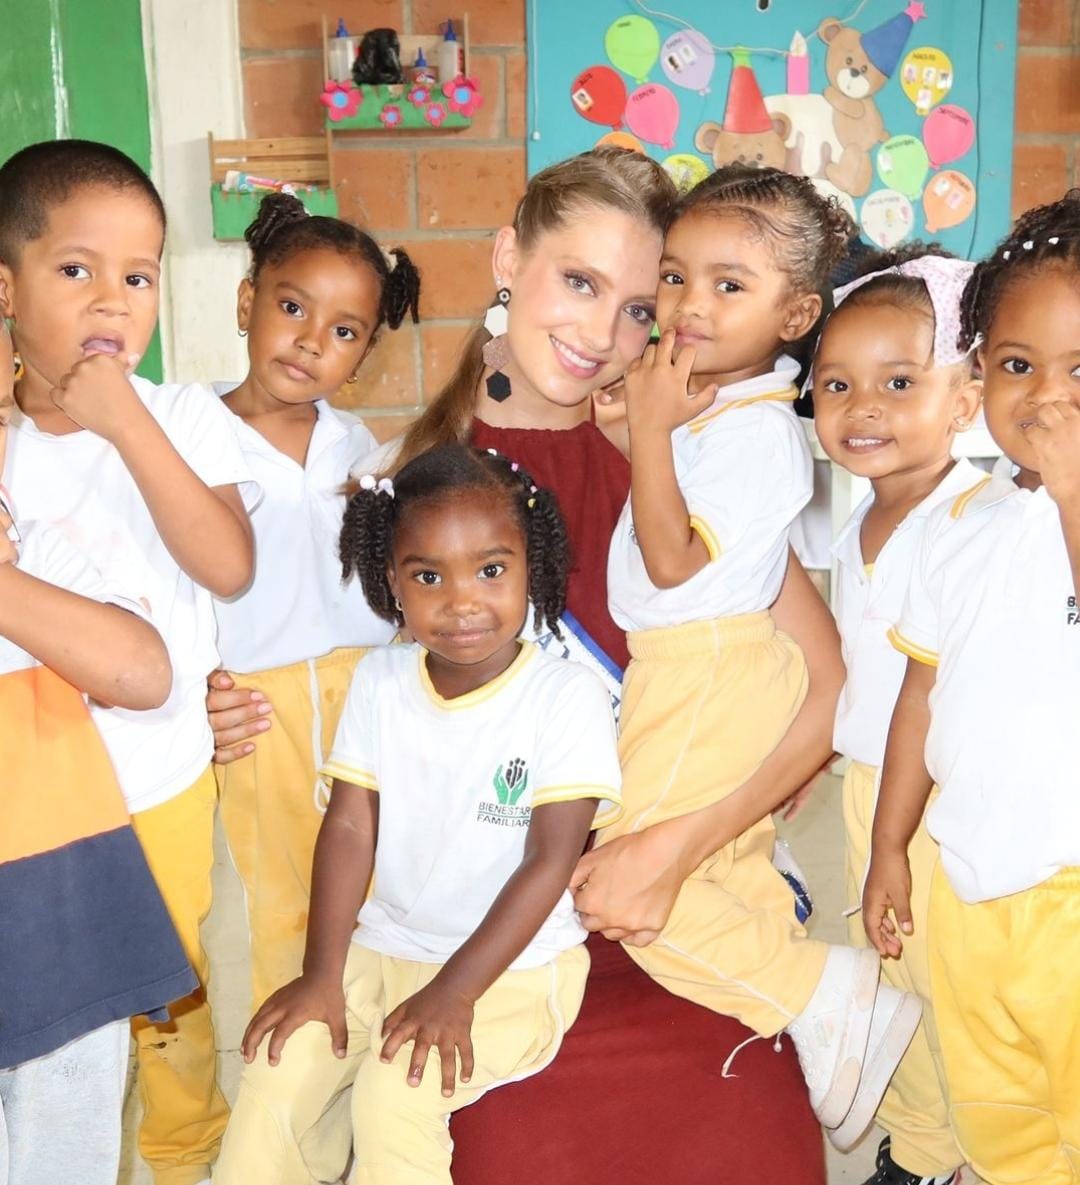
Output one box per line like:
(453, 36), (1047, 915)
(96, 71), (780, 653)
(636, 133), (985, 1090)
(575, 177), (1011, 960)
(570, 66), (628, 131)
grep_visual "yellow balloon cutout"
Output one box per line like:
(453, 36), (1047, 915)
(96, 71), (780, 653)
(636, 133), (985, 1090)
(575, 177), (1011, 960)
(597, 131), (646, 154)
(900, 47), (954, 116)
(661, 153), (710, 194)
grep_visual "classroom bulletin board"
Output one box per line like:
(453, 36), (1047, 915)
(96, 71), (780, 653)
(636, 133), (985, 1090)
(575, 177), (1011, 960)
(525, 0), (1018, 260)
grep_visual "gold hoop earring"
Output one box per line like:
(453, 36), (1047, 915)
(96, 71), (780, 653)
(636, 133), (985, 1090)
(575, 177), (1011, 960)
(12, 352), (24, 382)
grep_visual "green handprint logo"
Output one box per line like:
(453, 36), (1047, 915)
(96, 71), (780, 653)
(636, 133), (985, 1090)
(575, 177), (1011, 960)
(493, 757), (529, 806)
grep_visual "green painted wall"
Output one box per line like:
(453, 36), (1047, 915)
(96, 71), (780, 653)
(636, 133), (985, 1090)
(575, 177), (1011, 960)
(0, 0), (162, 380)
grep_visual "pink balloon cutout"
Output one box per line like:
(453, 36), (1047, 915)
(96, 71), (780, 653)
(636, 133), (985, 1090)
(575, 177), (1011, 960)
(624, 83), (680, 150)
(923, 105), (975, 169)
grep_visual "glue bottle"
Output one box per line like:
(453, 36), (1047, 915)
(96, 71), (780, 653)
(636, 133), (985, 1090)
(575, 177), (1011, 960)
(437, 19), (464, 83)
(329, 18), (353, 82)
(409, 47), (437, 87)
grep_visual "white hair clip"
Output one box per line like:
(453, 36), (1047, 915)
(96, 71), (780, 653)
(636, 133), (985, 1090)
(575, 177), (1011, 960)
(1023, 240), (1034, 250)
(381, 248), (398, 272)
(1002, 249), (1011, 260)
(377, 477), (395, 498)
(1049, 236), (1061, 245)
(358, 474), (394, 497)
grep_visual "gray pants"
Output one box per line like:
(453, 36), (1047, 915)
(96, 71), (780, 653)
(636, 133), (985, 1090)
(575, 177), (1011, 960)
(0, 1021), (128, 1185)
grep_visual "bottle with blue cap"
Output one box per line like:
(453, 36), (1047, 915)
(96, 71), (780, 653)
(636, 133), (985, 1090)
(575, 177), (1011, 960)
(438, 18), (464, 83)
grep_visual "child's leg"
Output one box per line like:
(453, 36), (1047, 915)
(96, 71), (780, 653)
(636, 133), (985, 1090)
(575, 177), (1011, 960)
(217, 648), (364, 1008)
(842, 762), (961, 1178)
(214, 942), (382, 1185)
(930, 866), (1080, 1185)
(0, 1020), (128, 1185)
(350, 945), (589, 1185)
(130, 767), (229, 1185)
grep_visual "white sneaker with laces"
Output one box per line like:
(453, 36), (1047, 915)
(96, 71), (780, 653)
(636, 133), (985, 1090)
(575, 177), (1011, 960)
(827, 984), (924, 1150)
(786, 946), (880, 1128)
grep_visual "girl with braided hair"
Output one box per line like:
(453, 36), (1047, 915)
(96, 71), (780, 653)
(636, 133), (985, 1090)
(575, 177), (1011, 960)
(216, 443), (622, 1185)
(208, 192), (421, 1009)
(864, 190), (1080, 1185)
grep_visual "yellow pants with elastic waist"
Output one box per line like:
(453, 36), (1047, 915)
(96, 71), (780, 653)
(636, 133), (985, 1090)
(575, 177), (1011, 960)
(599, 612), (828, 1037)
(216, 646), (365, 1009)
(930, 865), (1080, 1185)
(843, 760), (960, 1178)
(214, 943), (589, 1185)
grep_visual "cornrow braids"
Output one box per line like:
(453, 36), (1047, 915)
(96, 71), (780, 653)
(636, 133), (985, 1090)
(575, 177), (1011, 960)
(959, 189), (1080, 352)
(245, 192), (421, 335)
(340, 444), (571, 636)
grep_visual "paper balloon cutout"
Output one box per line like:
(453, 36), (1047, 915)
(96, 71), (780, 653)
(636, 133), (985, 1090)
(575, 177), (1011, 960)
(605, 15), (660, 84)
(660, 29), (715, 95)
(570, 66), (628, 131)
(860, 189), (915, 249)
(625, 83), (680, 151)
(900, 46), (954, 115)
(924, 105), (975, 168)
(876, 135), (930, 198)
(596, 130), (646, 153)
(923, 170), (976, 233)
(662, 153), (710, 194)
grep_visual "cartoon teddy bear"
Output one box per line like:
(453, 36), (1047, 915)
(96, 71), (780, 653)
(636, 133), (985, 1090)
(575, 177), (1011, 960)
(695, 49), (792, 173)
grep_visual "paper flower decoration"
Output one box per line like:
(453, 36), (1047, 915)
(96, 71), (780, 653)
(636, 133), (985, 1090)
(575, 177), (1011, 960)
(320, 80), (363, 121)
(379, 104), (404, 129)
(407, 84), (432, 107)
(442, 76), (483, 118)
(424, 102), (448, 128)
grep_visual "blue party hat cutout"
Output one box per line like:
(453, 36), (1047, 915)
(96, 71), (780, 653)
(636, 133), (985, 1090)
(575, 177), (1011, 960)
(863, 1), (926, 78)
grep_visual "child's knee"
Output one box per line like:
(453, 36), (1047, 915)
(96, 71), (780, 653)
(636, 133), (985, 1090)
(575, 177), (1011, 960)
(350, 1052), (452, 1147)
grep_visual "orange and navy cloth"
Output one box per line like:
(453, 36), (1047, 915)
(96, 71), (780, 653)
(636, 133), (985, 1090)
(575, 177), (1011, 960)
(0, 653), (196, 1069)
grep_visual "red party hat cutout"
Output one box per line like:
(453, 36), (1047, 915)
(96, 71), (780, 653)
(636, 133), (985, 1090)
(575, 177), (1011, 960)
(723, 48), (773, 135)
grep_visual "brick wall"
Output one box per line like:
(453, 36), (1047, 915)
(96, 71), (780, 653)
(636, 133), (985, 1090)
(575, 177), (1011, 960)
(239, 0), (1077, 434)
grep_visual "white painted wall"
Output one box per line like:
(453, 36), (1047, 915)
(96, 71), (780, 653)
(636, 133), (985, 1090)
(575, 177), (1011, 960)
(141, 0), (249, 384)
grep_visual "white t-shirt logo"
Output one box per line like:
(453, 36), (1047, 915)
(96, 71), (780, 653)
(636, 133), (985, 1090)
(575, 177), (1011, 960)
(477, 757), (531, 827)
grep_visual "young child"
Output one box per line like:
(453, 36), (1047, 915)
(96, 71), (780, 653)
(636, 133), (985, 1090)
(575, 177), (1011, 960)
(813, 245), (982, 1181)
(601, 165), (921, 1137)
(214, 443), (621, 1184)
(0, 139), (255, 1185)
(211, 192), (420, 1008)
(0, 319), (195, 1184)
(864, 193), (1080, 1185)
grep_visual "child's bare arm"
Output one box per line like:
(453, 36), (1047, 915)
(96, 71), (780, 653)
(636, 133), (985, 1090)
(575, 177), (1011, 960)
(51, 356), (254, 597)
(379, 798), (598, 1097)
(0, 554), (171, 709)
(241, 779), (377, 1064)
(863, 657), (936, 958)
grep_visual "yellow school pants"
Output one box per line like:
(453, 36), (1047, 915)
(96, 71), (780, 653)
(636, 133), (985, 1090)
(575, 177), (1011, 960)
(131, 766), (230, 1185)
(600, 613), (828, 1037)
(216, 647), (365, 1008)
(930, 866), (1080, 1185)
(843, 760), (961, 1179)
(215, 942), (589, 1185)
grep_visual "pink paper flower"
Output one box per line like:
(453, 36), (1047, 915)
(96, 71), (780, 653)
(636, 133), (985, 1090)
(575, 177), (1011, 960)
(407, 84), (431, 107)
(378, 104), (404, 129)
(320, 80), (362, 121)
(442, 76), (483, 118)
(424, 102), (448, 127)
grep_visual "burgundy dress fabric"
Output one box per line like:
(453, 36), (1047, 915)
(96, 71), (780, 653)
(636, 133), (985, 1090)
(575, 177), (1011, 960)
(455, 416), (824, 1182)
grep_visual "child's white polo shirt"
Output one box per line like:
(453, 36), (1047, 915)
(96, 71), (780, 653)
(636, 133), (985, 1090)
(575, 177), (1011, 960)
(214, 397), (395, 673)
(322, 642), (622, 970)
(891, 458), (1080, 903)
(832, 459), (982, 767)
(607, 358), (812, 633)
(6, 377), (256, 813)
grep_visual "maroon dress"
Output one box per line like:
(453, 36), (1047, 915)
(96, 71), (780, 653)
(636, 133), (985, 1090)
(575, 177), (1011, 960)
(454, 417), (825, 1184)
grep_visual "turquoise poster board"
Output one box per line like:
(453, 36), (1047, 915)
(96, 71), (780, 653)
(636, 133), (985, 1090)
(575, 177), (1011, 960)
(525, 0), (1016, 260)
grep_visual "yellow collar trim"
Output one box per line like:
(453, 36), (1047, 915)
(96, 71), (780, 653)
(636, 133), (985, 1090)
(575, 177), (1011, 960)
(419, 641), (535, 711)
(687, 386), (799, 434)
(949, 476), (993, 520)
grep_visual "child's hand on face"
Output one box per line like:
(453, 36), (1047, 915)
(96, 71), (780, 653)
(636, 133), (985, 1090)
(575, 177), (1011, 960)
(240, 973), (349, 1066)
(380, 976), (476, 1098)
(862, 848), (913, 960)
(50, 352), (144, 442)
(1027, 400), (1080, 511)
(623, 328), (716, 436)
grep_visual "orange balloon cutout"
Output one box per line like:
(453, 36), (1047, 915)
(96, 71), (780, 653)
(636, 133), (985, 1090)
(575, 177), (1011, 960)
(922, 170), (975, 233)
(596, 131), (646, 153)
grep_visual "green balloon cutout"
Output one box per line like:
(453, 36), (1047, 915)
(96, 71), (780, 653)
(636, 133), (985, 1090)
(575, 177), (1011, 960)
(876, 135), (930, 200)
(605, 15), (660, 84)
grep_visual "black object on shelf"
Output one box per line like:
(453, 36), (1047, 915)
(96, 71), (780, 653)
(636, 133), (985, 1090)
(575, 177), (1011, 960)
(353, 28), (404, 84)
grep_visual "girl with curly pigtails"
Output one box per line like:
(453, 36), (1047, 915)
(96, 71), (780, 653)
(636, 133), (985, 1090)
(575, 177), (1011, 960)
(216, 443), (622, 1185)
(206, 192), (421, 1010)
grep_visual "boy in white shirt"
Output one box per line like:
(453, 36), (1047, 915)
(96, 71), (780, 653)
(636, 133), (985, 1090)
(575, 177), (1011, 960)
(0, 139), (255, 1185)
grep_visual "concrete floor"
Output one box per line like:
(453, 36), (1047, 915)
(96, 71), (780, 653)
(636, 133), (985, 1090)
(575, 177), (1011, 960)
(118, 773), (980, 1184)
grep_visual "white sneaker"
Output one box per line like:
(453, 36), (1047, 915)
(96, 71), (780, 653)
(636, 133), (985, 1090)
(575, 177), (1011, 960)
(828, 985), (924, 1150)
(786, 946), (880, 1128)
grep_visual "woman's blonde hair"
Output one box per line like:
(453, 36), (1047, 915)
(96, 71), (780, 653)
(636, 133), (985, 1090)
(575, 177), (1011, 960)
(393, 148), (676, 471)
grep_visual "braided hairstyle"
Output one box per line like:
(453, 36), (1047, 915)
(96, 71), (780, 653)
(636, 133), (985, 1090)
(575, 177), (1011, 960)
(340, 444), (570, 637)
(245, 192), (420, 333)
(959, 189), (1080, 352)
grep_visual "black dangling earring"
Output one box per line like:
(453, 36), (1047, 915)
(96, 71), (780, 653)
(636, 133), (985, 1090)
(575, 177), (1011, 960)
(483, 283), (512, 402)
(496, 286), (511, 307)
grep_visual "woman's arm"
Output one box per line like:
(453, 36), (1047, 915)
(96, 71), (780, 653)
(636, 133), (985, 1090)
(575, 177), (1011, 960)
(572, 550), (843, 940)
